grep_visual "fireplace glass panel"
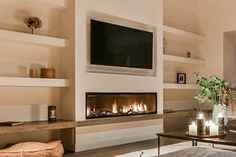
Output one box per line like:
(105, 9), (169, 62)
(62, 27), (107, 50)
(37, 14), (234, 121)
(86, 93), (157, 119)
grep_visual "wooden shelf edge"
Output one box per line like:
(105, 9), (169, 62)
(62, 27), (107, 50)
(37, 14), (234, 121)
(0, 77), (69, 87)
(78, 114), (163, 127)
(0, 29), (67, 48)
(163, 25), (205, 40)
(0, 120), (77, 135)
(164, 83), (199, 90)
(163, 54), (205, 65)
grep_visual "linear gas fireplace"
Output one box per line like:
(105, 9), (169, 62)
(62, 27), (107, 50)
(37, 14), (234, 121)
(86, 92), (157, 119)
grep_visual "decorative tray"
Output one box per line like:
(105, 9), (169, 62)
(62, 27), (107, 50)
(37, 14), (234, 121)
(185, 131), (227, 138)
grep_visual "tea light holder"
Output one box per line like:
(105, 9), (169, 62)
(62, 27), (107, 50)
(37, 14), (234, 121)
(205, 121), (210, 135)
(48, 105), (56, 122)
(217, 113), (225, 134)
(197, 113), (205, 135)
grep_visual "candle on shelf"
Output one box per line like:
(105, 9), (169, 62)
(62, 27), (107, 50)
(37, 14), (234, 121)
(210, 123), (219, 136)
(197, 113), (205, 135)
(189, 122), (197, 135)
(217, 113), (225, 134)
(205, 121), (210, 135)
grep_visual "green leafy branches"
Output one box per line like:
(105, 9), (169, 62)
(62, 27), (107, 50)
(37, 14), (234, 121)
(194, 72), (231, 105)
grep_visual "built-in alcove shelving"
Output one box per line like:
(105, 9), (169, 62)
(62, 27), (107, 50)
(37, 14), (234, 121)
(163, 24), (205, 132)
(0, 0), (75, 151)
(163, 24), (205, 87)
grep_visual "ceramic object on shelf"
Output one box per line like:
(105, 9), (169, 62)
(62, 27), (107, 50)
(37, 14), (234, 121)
(48, 105), (56, 122)
(187, 51), (191, 58)
(41, 68), (55, 78)
(29, 69), (39, 78)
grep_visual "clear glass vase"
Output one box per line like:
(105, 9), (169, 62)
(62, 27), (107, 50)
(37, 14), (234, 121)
(212, 104), (228, 125)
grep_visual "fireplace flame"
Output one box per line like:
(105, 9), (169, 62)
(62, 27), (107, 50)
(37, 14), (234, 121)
(122, 105), (129, 113)
(87, 100), (150, 118)
(144, 104), (147, 112)
(87, 107), (91, 117)
(112, 100), (118, 114)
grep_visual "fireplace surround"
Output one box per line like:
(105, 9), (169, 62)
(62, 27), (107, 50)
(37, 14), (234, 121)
(86, 92), (157, 119)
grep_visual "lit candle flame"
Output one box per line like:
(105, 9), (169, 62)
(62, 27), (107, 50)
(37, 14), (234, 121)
(198, 113), (204, 119)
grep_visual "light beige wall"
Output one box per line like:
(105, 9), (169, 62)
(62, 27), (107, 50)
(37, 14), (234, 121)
(224, 33), (236, 84)
(75, 0), (163, 151)
(164, 0), (198, 33)
(196, 0), (236, 78)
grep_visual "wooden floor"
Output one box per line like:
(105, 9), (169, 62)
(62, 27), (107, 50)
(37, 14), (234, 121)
(64, 138), (182, 157)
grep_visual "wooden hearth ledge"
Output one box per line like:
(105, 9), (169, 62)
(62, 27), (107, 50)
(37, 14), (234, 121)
(0, 120), (77, 135)
(78, 114), (163, 127)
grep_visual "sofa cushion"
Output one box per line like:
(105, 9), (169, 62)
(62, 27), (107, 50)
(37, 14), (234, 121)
(0, 140), (64, 157)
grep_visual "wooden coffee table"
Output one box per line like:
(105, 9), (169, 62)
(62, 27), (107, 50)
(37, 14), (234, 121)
(156, 130), (236, 155)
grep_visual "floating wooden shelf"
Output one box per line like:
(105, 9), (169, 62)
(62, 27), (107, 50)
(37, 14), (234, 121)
(0, 120), (77, 135)
(164, 83), (199, 90)
(163, 25), (205, 41)
(0, 29), (67, 48)
(0, 0), (66, 9)
(0, 77), (69, 87)
(163, 54), (205, 65)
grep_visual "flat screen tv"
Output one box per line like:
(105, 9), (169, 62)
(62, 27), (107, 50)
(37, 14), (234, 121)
(87, 16), (156, 76)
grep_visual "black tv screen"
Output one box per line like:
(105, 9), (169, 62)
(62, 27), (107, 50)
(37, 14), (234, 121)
(90, 20), (153, 69)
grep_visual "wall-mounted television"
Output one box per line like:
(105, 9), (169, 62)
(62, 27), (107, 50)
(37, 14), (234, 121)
(87, 14), (156, 76)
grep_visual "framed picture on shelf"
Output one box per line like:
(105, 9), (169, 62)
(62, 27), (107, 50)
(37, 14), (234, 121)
(177, 73), (186, 84)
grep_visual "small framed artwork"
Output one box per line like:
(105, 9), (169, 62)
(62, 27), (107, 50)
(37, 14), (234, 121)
(177, 73), (186, 84)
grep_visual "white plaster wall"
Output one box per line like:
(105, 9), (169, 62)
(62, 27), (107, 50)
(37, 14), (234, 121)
(75, 0), (163, 151)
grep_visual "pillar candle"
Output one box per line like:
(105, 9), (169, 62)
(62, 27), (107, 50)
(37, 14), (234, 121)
(210, 123), (219, 136)
(189, 122), (197, 135)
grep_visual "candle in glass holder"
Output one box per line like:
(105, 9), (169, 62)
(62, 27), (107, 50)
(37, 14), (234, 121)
(197, 113), (205, 135)
(217, 113), (224, 134)
(210, 123), (219, 136)
(189, 122), (197, 135)
(205, 121), (210, 135)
